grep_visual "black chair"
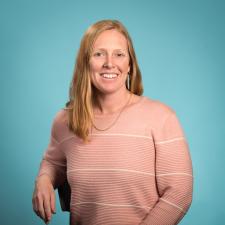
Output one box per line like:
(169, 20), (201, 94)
(57, 178), (71, 212)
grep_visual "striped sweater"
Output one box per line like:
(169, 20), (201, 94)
(36, 96), (193, 225)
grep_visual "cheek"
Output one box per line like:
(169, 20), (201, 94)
(89, 60), (102, 72)
(120, 61), (130, 72)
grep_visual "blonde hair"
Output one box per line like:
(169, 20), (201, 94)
(64, 19), (144, 143)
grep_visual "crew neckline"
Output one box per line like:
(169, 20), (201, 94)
(94, 95), (146, 118)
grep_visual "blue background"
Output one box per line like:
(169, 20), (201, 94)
(1, 0), (225, 224)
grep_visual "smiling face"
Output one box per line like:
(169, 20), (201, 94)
(89, 29), (130, 95)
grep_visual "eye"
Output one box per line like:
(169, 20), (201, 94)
(115, 53), (126, 57)
(93, 52), (105, 57)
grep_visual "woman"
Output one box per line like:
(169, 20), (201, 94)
(32, 19), (193, 225)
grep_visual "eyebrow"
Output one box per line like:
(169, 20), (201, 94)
(94, 48), (127, 52)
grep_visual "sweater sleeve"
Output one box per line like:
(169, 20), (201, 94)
(36, 111), (67, 189)
(139, 111), (193, 225)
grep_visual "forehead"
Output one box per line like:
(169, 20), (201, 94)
(93, 29), (128, 50)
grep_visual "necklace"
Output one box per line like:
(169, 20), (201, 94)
(92, 92), (133, 131)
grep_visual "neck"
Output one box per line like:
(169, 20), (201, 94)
(93, 89), (132, 115)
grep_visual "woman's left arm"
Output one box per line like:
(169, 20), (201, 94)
(139, 111), (193, 225)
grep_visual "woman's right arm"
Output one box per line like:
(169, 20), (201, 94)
(32, 174), (56, 224)
(32, 111), (67, 224)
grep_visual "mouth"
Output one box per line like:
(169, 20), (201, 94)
(100, 73), (119, 80)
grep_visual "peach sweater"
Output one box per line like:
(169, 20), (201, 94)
(36, 96), (193, 225)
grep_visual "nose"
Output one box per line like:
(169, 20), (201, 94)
(103, 54), (115, 68)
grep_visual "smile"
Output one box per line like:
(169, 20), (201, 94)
(100, 73), (118, 79)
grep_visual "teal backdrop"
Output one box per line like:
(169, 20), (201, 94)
(1, 0), (225, 224)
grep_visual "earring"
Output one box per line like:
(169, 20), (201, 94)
(127, 73), (130, 90)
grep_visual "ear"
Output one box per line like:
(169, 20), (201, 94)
(128, 65), (130, 74)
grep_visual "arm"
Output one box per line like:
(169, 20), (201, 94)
(36, 111), (67, 189)
(140, 111), (193, 225)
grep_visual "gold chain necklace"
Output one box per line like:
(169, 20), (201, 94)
(92, 92), (133, 131)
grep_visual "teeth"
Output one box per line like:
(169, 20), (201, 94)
(101, 73), (118, 79)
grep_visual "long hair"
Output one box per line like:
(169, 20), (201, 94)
(64, 19), (144, 143)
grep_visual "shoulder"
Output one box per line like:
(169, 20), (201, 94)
(52, 108), (68, 125)
(51, 108), (69, 141)
(142, 96), (176, 117)
(137, 95), (179, 131)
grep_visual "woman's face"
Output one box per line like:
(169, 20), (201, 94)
(89, 29), (130, 95)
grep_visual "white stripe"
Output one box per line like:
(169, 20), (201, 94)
(42, 158), (66, 167)
(155, 137), (185, 144)
(58, 133), (153, 145)
(67, 168), (155, 176)
(91, 133), (153, 140)
(51, 135), (59, 144)
(59, 135), (76, 144)
(160, 198), (185, 213)
(68, 169), (193, 178)
(71, 201), (152, 210)
(157, 173), (193, 177)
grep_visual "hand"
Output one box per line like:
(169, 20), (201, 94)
(32, 174), (56, 224)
